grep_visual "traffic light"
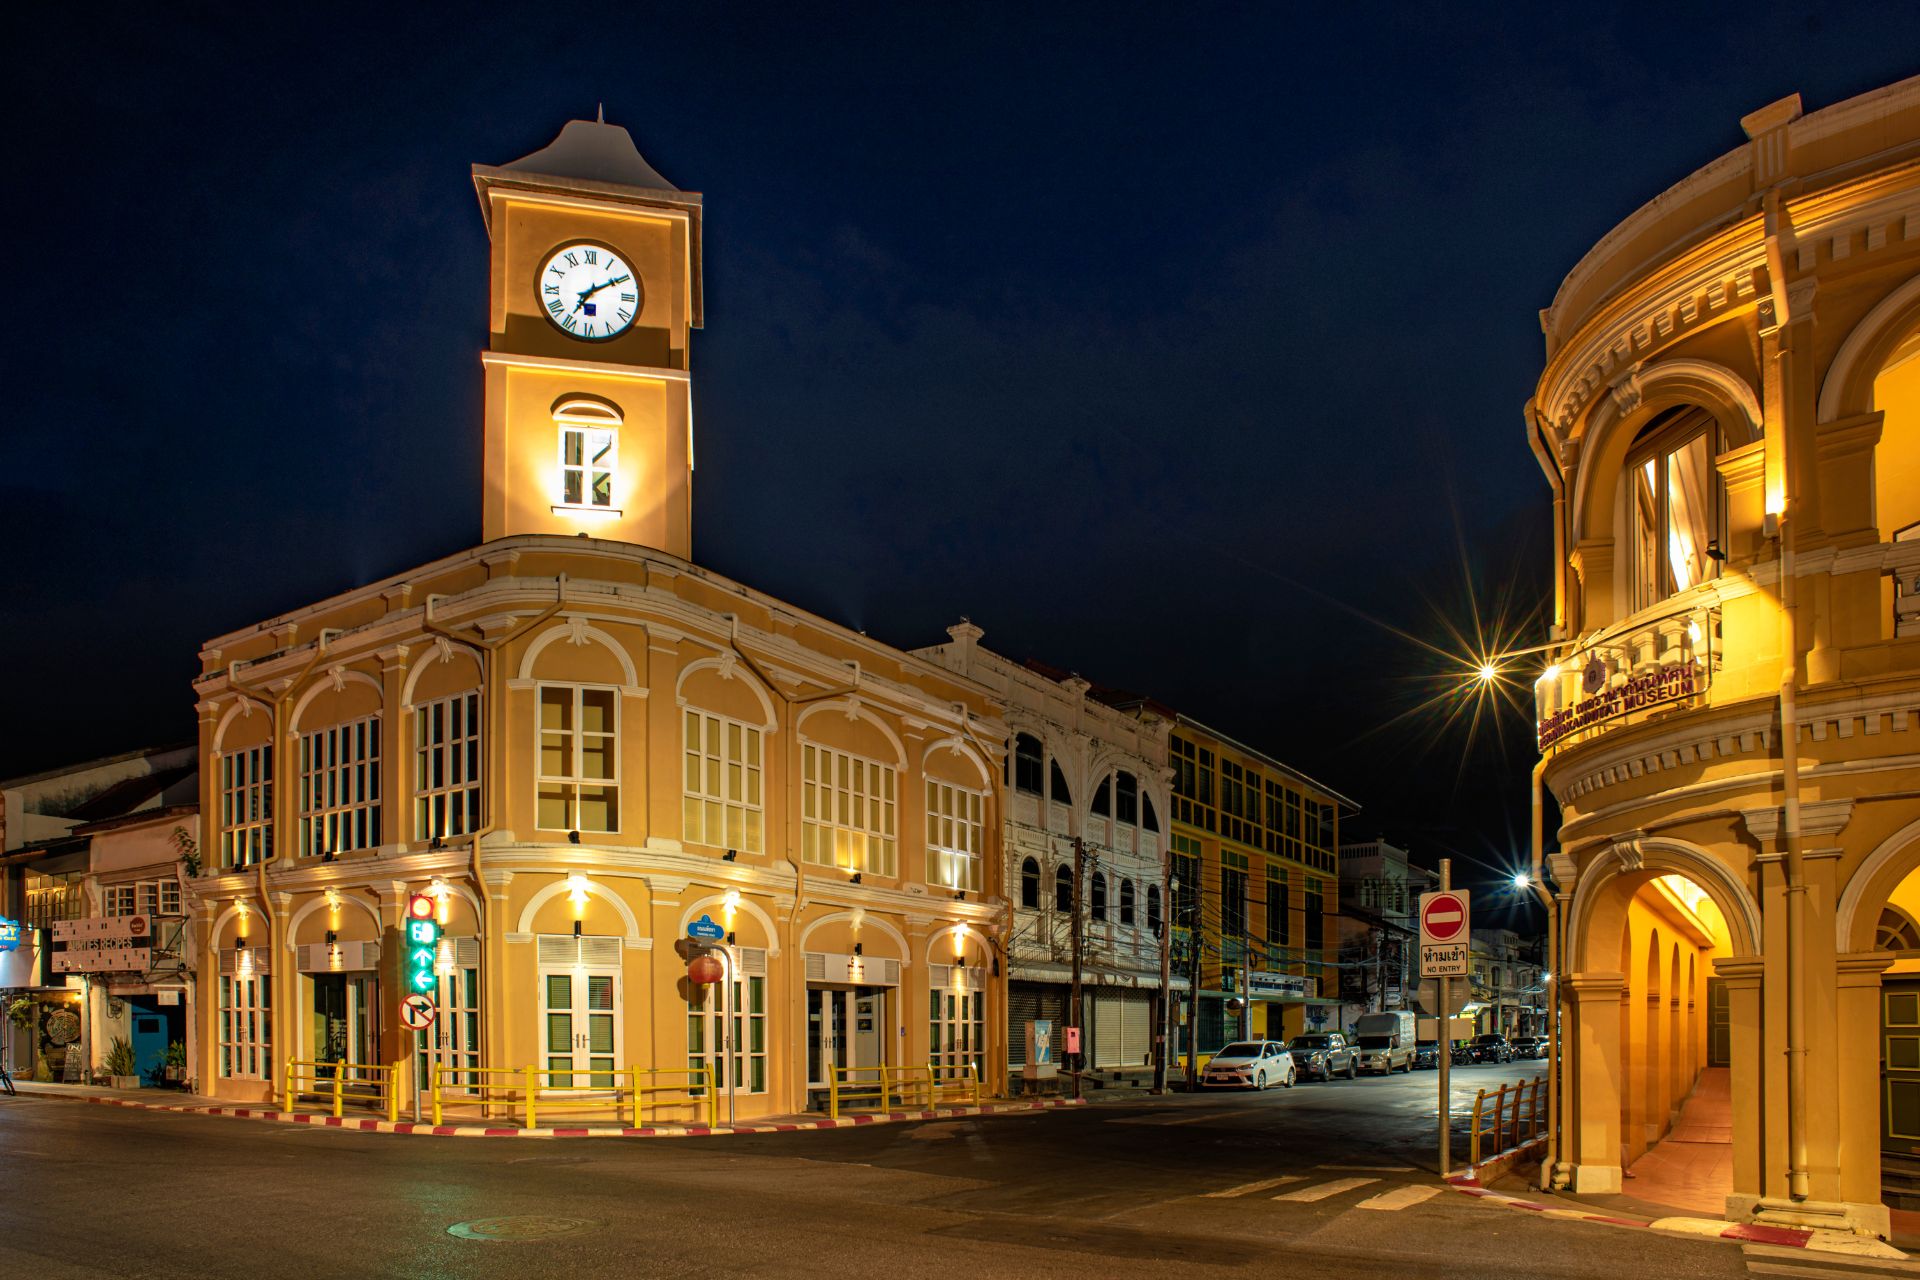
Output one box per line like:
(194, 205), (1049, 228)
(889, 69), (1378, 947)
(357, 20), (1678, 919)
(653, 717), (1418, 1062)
(406, 893), (440, 995)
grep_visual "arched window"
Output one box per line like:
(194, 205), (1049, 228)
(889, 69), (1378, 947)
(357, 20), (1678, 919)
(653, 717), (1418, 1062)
(1142, 794), (1160, 833)
(1013, 734), (1044, 796)
(1091, 776), (1112, 817)
(1091, 872), (1108, 922)
(1055, 865), (1074, 913)
(1115, 772), (1138, 825)
(553, 398), (622, 510)
(1120, 878), (1135, 926)
(1626, 405), (1720, 611)
(1147, 884), (1162, 934)
(1049, 759), (1072, 808)
(1020, 857), (1040, 909)
(1878, 905), (1920, 952)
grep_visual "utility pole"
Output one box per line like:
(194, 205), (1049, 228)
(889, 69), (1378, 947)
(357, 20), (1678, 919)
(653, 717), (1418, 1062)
(1069, 836), (1084, 1101)
(1154, 859), (1172, 1094)
(1185, 887), (1202, 1089)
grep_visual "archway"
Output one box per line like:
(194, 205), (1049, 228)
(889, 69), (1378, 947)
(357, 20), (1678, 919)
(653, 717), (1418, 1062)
(1566, 845), (1748, 1198)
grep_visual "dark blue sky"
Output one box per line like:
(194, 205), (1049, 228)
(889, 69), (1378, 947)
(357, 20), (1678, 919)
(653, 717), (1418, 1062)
(6, 4), (1917, 903)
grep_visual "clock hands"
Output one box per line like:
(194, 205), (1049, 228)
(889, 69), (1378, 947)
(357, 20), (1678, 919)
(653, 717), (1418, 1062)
(573, 273), (632, 312)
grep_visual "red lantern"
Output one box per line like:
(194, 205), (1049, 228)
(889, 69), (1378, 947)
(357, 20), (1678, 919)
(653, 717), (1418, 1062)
(687, 954), (724, 985)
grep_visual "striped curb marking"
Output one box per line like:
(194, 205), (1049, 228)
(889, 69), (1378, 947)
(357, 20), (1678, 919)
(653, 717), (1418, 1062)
(22, 1092), (1082, 1139)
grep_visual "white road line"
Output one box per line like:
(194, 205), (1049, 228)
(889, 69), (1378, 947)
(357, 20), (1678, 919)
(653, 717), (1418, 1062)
(1355, 1184), (1443, 1212)
(1317, 1164), (1415, 1172)
(1200, 1175), (1306, 1198)
(1744, 1245), (1920, 1270)
(1273, 1177), (1379, 1202)
(1746, 1264), (1916, 1280)
(1108, 1111), (1235, 1126)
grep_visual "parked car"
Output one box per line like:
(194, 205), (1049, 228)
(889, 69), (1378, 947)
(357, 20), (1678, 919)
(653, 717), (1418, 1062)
(1509, 1035), (1546, 1059)
(1352, 1011), (1417, 1074)
(1413, 1040), (1441, 1069)
(1288, 1033), (1358, 1081)
(1202, 1041), (1296, 1090)
(1466, 1033), (1513, 1063)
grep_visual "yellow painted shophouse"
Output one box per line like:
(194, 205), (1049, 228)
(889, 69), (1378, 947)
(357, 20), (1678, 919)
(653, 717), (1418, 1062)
(1166, 716), (1351, 1065)
(188, 118), (1008, 1122)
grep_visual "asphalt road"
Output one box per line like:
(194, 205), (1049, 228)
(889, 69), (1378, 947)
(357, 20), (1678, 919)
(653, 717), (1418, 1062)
(0, 1061), (1788, 1279)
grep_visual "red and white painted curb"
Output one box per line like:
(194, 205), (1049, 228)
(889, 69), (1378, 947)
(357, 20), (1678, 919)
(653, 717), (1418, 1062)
(33, 1090), (1083, 1139)
(1444, 1173), (1907, 1258)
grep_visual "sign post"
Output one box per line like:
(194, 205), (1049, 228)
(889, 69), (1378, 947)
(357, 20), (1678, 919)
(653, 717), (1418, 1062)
(1421, 864), (1470, 1175)
(403, 893), (441, 1121)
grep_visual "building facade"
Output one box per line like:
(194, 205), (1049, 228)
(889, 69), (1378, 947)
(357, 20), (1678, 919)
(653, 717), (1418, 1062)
(1334, 838), (1433, 1031)
(916, 630), (1172, 1075)
(1529, 78), (1920, 1233)
(1167, 717), (1350, 1065)
(183, 119), (1010, 1121)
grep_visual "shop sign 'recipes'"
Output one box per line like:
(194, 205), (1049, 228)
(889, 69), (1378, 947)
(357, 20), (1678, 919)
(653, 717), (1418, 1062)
(52, 915), (153, 973)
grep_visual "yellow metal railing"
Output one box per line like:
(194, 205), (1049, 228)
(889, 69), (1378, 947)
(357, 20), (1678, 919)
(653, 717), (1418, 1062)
(1468, 1075), (1547, 1167)
(282, 1058), (400, 1122)
(828, 1062), (982, 1119)
(431, 1064), (716, 1129)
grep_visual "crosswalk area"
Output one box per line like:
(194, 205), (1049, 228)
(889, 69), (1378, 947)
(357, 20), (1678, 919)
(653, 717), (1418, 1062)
(1194, 1166), (1443, 1213)
(1742, 1243), (1920, 1280)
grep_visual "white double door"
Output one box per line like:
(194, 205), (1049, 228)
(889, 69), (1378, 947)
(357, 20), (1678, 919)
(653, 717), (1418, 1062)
(807, 986), (887, 1090)
(541, 966), (621, 1088)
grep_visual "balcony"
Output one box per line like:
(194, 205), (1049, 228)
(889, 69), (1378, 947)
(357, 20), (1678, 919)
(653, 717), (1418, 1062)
(1535, 600), (1721, 753)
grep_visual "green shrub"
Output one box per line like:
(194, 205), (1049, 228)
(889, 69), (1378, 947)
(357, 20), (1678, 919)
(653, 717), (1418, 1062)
(105, 1035), (137, 1077)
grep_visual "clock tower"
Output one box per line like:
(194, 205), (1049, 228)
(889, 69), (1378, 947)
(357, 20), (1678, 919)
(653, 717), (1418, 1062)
(471, 117), (702, 556)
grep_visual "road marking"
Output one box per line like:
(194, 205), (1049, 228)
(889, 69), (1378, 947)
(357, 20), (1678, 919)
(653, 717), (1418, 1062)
(1273, 1177), (1378, 1202)
(1356, 1184), (1443, 1212)
(1109, 1111), (1235, 1126)
(1317, 1164), (1415, 1172)
(1746, 1264), (1919, 1280)
(1201, 1176), (1305, 1198)
(1743, 1245), (1918, 1269)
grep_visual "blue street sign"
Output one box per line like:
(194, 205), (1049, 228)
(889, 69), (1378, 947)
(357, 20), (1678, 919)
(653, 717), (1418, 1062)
(687, 914), (725, 941)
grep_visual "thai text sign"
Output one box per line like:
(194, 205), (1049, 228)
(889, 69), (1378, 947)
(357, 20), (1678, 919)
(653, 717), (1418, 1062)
(1246, 971), (1311, 1000)
(1537, 660), (1701, 749)
(52, 915), (152, 972)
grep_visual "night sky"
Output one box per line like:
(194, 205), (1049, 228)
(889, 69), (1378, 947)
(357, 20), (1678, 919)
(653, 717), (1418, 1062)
(8, 5), (1918, 913)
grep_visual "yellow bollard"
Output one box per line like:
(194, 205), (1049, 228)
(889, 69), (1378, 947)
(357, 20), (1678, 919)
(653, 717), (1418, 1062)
(627, 1068), (639, 1129)
(388, 1065), (400, 1124)
(281, 1059), (293, 1115)
(431, 1065), (442, 1126)
(829, 1066), (840, 1121)
(707, 1068), (718, 1129)
(332, 1069), (344, 1119)
(524, 1064), (537, 1129)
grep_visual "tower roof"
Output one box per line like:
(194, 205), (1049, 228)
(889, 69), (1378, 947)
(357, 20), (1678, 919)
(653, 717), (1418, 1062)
(499, 116), (679, 193)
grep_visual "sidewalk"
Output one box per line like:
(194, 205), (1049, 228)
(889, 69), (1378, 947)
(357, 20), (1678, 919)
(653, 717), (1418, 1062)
(2, 1078), (1084, 1138)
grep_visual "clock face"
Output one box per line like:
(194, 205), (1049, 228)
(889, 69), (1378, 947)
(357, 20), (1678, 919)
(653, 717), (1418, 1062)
(537, 242), (641, 340)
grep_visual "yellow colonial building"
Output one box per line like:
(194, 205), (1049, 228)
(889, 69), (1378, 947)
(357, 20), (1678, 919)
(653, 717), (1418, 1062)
(187, 118), (1009, 1121)
(1529, 77), (1920, 1234)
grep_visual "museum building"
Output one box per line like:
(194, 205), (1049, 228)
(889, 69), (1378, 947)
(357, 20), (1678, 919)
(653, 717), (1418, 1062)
(1530, 76), (1920, 1234)
(186, 119), (1010, 1120)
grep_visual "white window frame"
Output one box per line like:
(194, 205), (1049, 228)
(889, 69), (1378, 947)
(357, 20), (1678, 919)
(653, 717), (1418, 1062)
(220, 971), (271, 1080)
(682, 710), (765, 854)
(104, 884), (136, 916)
(556, 424), (618, 512)
(414, 690), (482, 841)
(298, 714), (382, 857)
(929, 974), (985, 1083)
(801, 743), (897, 877)
(416, 958), (481, 1093)
(536, 684), (620, 833)
(925, 779), (984, 892)
(220, 744), (273, 868)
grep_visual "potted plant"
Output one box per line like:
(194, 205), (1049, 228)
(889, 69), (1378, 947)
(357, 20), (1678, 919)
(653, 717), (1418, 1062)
(105, 1035), (140, 1090)
(163, 1040), (186, 1084)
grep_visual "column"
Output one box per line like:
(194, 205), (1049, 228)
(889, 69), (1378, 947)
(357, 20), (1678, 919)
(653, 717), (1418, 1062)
(1802, 848), (1843, 1203)
(1716, 956), (1766, 1210)
(1566, 972), (1627, 1193)
(1836, 951), (1894, 1237)
(378, 645), (409, 850)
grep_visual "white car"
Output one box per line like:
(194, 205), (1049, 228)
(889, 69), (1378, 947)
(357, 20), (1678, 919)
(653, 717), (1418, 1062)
(1202, 1040), (1297, 1090)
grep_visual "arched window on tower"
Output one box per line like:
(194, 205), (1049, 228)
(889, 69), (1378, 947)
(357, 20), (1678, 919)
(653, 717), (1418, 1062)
(1115, 772), (1138, 826)
(1091, 872), (1108, 922)
(1143, 793), (1161, 833)
(553, 398), (622, 512)
(1120, 878), (1136, 926)
(1878, 905), (1920, 952)
(1092, 776), (1112, 818)
(1055, 864), (1074, 913)
(1626, 405), (1720, 612)
(1049, 759), (1073, 808)
(1020, 857), (1040, 909)
(1147, 884), (1162, 934)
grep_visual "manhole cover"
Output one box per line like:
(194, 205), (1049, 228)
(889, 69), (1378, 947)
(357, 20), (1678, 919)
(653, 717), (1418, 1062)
(447, 1216), (599, 1242)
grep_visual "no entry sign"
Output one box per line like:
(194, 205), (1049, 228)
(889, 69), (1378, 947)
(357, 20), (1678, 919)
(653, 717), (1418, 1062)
(1418, 890), (1470, 977)
(1420, 892), (1468, 943)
